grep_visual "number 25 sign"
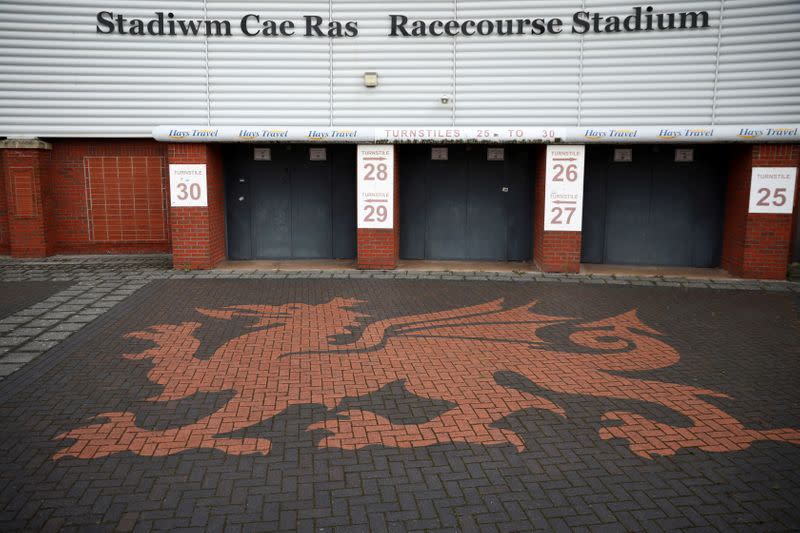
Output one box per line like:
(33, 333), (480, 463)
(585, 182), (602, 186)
(169, 164), (208, 207)
(544, 145), (585, 231)
(749, 167), (797, 214)
(357, 145), (395, 229)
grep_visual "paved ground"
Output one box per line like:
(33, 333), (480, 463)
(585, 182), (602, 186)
(0, 256), (799, 532)
(0, 281), (73, 321)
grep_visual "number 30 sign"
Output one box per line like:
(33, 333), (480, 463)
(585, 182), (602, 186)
(357, 145), (394, 229)
(169, 164), (208, 207)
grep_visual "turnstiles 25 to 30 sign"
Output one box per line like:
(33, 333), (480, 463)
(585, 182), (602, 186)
(544, 145), (586, 231)
(357, 145), (395, 229)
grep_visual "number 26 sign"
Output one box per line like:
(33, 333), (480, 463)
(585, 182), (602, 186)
(169, 164), (208, 207)
(544, 145), (586, 231)
(357, 145), (395, 229)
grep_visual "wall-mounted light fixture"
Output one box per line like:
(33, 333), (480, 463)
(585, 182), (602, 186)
(363, 72), (379, 88)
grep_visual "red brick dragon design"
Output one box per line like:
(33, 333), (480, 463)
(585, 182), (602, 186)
(54, 298), (800, 460)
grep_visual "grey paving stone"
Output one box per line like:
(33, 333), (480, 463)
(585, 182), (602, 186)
(0, 337), (26, 348)
(14, 308), (46, 317)
(0, 363), (20, 377)
(39, 312), (74, 320)
(25, 319), (60, 328)
(763, 284), (791, 292)
(18, 340), (58, 352)
(37, 331), (74, 341)
(66, 315), (99, 324)
(50, 323), (86, 333)
(0, 352), (40, 364)
(10, 327), (46, 337)
(581, 279), (607, 285)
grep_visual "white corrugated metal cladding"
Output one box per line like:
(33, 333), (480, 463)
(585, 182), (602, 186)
(0, 0), (798, 136)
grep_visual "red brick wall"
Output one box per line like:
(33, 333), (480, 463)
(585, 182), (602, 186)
(357, 148), (399, 270)
(0, 160), (7, 254)
(1, 148), (52, 257)
(532, 146), (582, 273)
(720, 147), (750, 275)
(46, 139), (170, 254)
(721, 144), (800, 280)
(167, 144), (226, 270)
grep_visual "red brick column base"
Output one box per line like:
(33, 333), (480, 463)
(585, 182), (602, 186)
(0, 139), (53, 258)
(532, 146), (582, 273)
(357, 229), (398, 270)
(357, 147), (399, 270)
(721, 144), (799, 280)
(166, 144), (226, 270)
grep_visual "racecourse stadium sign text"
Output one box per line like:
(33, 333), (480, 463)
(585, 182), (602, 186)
(96, 7), (711, 38)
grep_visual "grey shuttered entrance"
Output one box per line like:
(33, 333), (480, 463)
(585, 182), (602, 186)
(225, 145), (356, 260)
(581, 145), (726, 268)
(400, 145), (533, 261)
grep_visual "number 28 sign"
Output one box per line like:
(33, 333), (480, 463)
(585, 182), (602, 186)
(357, 145), (395, 229)
(544, 145), (586, 232)
(169, 164), (207, 207)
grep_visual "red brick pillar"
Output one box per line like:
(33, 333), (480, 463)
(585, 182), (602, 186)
(0, 139), (53, 258)
(532, 145), (583, 273)
(721, 144), (800, 280)
(166, 143), (226, 270)
(357, 145), (399, 270)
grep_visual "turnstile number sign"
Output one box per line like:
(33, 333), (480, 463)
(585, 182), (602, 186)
(544, 146), (586, 232)
(357, 145), (395, 229)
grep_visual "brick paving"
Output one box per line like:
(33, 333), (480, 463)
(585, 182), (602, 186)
(0, 256), (799, 531)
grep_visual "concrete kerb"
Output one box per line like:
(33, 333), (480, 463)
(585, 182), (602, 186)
(1, 255), (799, 291)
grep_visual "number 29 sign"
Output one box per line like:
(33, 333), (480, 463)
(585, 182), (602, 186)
(544, 145), (586, 232)
(357, 145), (395, 229)
(169, 164), (208, 207)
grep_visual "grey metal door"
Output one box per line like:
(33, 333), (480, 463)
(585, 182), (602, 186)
(225, 145), (356, 260)
(581, 145), (726, 267)
(400, 145), (532, 261)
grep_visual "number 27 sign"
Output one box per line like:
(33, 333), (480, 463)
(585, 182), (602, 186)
(357, 145), (395, 229)
(544, 145), (586, 231)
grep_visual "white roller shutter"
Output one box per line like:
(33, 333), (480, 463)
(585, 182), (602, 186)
(715, 0), (800, 124)
(0, 1), (798, 137)
(207, 1), (331, 126)
(0, 0), (207, 137)
(455, 0), (581, 126)
(331, 1), (454, 125)
(580, 0), (721, 126)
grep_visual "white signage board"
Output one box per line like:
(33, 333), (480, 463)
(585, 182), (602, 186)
(614, 148), (633, 162)
(254, 147), (271, 161)
(431, 147), (448, 161)
(169, 164), (207, 207)
(357, 145), (395, 229)
(675, 148), (694, 162)
(309, 147), (327, 161)
(487, 147), (505, 161)
(749, 167), (797, 214)
(544, 145), (586, 232)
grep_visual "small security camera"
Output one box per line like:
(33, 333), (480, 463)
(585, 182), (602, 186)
(440, 94), (452, 104)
